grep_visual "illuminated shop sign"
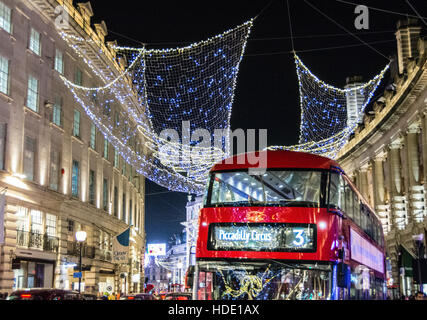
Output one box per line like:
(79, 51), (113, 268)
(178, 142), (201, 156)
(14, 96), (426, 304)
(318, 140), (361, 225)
(208, 223), (316, 252)
(350, 228), (384, 273)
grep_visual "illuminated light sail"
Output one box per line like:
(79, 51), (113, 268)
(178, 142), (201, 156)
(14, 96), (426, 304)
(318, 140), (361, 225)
(268, 54), (389, 159)
(59, 20), (254, 194)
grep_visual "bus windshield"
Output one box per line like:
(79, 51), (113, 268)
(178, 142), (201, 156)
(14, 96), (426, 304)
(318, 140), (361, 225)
(208, 170), (324, 207)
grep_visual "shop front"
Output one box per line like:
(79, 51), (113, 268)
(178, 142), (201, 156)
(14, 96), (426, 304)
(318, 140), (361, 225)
(12, 257), (55, 289)
(98, 269), (116, 295)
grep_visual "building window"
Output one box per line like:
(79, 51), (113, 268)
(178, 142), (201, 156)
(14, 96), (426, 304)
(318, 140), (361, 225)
(103, 178), (108, 211)
(16, 207), (29, 232)
(23, 136), (36, 181)
(54, 49), (63, 74)
(114, 111), (120, 127)
(90, 123), (96, 149)
(52, 97), (62, 127)
(122, 193), (126, 222)
(49, 148), (60, 191)
(73, 109), (80, 138)
(0, 55), (9, 95)
(74, 68), (82, 86)
(0, 123), (5, 170)
(27, 76), (39, 112)
(30, 209), (43, 234)
(0, 2), (11, 34)
(29, 28), (41, 56)
(89, 170), (95, 205)
(45, 214), (57, 237)
(129, 199), (132, 225)
(71, 160), (79, 197)
(114, 149), (119, 167)
(103, 139), (108, 160)
(113, 186), (118, 217)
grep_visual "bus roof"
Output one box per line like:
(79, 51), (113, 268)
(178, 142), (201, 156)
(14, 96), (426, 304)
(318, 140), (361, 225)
(210, 150), (342, 172)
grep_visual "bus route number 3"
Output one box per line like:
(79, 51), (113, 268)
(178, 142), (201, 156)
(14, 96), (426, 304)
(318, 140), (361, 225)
(292, 229), (306, 247)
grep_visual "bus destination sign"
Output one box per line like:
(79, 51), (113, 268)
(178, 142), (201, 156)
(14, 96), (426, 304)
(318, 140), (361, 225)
(208, 223), (316, 252)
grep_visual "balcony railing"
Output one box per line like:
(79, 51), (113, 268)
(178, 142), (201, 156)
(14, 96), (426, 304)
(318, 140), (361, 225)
(67, 241), (96, 259)
(16, 230), (59, 253)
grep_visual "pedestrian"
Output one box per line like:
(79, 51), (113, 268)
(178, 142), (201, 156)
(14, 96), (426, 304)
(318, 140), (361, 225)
(415, 291), (425, 300)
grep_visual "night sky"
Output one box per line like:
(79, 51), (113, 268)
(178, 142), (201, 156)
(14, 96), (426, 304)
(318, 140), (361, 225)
(85, 0), (426, 244)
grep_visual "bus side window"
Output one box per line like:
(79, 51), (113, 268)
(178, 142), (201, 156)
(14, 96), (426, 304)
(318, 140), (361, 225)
(329, 172), (339, 209)
(344, 182), (353, 219)
(353, 193), (360, 225)
(339, 176), (346, 214)
(361, 205), (368, 235)
(329, 172), (344, 211)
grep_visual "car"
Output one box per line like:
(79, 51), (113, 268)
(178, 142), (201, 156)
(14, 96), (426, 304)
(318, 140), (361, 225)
(7, 288), (82, 300)
(119, 293), (157, 300)
(81, 293), (98, 300)
(164, 292), (192, 300)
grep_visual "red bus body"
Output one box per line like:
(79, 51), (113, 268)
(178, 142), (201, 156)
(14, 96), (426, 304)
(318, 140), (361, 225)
(194, 150), (386, 300)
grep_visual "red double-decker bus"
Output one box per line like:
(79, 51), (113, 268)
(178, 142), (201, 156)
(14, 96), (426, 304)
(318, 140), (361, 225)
(194, 150), (386, 300)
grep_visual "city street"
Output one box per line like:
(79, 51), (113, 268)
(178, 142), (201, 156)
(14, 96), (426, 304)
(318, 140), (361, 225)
(0, 0), (426, 307)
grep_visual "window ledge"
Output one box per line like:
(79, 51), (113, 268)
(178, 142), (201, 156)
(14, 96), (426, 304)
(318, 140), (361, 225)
(49, 122), (65, 133)
(0, 91), (12, 104)
(24, 106), (42, 119)
(26, 48), (43, 63)
(89, 147), (99, 155)
(71, 135), (84, 145)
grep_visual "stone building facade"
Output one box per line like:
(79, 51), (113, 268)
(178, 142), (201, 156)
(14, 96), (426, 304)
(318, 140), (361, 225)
(337, 19), (427, 296)
(0, 0), (146, 295)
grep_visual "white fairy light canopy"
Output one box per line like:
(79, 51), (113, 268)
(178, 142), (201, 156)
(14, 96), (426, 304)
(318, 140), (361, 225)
(60, 20), (254, 195)
(268, 54), (389, 159)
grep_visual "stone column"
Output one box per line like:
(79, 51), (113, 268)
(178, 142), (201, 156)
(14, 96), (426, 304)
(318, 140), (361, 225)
(0, 204), (17, 293)
(54, 214), (70, 289)
(86, 265), (100, 295)
(366, 163), (375, 207)
(359, 165), (370, 202)
(406, 122), (425, 223)
(388, 137), (407, 230)
(372, 151), (391, 234)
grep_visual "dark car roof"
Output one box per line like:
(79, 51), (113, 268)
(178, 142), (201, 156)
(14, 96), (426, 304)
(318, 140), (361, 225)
(11, 288), (79, 294)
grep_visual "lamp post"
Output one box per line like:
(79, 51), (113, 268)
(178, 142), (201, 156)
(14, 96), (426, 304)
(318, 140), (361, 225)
(75, 230), (87, 294)
(177, 261), (183, 292)
(167, 272), (172, 292)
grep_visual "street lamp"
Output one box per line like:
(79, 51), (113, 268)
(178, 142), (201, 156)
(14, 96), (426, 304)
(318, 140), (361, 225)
(75, 230), (87, 294)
